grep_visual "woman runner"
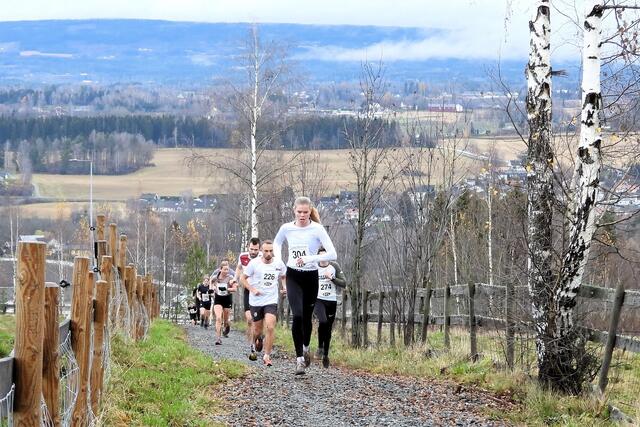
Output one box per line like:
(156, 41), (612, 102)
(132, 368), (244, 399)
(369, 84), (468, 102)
(211, 261), (238, 345)
(274, 196), (337, 375)
(196, 276), (213, 329)
(314, 247), (345, 368)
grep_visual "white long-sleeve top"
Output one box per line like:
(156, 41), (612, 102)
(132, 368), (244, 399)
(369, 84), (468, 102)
(273, 221), (337, 271)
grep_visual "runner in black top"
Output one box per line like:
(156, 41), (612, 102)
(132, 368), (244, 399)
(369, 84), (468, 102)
(211, 261), (238, 345)
(197, 277), (214, 329)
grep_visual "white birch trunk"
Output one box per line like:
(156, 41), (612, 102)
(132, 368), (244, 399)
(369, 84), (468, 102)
(486, 185), (494, 288)
(556, 0), (603, 335)
(526, 0), (555, 371)
(250, 27), (260, 238)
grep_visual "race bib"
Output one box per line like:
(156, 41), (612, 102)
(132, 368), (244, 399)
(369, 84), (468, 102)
(201, 293), (210, 302)
(261, 269), (277, 288)
(289, 244), (309, 262)
(217, 284), (228, 296)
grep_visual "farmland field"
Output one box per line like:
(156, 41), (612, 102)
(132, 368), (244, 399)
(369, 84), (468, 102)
(20, 139), (525, 217)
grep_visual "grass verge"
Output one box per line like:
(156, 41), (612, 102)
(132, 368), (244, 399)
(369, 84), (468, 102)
(272, 323), (635, 426)
(0, 315), (15, 358)
(101, 320), (245, 426)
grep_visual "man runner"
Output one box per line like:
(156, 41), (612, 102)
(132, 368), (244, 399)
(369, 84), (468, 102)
(241, 240), (286, 367)
(235, 238), (261, 345)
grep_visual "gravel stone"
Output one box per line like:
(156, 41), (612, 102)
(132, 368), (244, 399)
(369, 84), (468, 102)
(185, 324), (512, 426)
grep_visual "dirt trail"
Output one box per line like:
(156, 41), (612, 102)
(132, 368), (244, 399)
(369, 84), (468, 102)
(185, 325), (510, 426)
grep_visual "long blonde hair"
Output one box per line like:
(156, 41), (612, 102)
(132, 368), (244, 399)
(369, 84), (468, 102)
(294, 196), (321, 224)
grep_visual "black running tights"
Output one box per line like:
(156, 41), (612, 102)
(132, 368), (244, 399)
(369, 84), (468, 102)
(314, 299), (337, 356)
(286, 268), (319, 357)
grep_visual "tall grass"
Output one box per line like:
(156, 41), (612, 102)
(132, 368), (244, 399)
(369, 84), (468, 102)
(101, 320), (245, 426)
(273, 323), (632, 426)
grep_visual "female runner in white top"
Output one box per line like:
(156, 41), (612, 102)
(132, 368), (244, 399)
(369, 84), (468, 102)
(273, 196), (336, 375)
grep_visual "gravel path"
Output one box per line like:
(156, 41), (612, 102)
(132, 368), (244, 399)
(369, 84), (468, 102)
(185, 324), (511, 426)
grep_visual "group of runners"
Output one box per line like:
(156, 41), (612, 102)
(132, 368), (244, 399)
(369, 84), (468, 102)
(188, 196), (345, 375)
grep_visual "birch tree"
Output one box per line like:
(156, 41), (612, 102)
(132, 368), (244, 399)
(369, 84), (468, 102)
(189, 24), (293, 242)
(526, 0), (556, 386)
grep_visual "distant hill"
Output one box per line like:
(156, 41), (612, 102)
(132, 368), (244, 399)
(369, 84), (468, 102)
(0, 20), (575, 88)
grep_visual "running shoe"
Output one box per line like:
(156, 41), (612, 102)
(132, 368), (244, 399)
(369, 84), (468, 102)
(263, 354), (272, 367)
(248, 351), (258, 361)
(303, 351), (311, 367)
(295, 360), (306, 375)
(322, 356), (330, 368)
(215, 338), (222, 345)
(315, 347), (324, 359)
(223, 323), (230, 337)
(255, 335), (264, 352)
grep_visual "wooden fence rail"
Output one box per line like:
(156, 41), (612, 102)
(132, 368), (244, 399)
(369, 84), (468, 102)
(0, 213), (160, 426)
(340, 281), (640, 393)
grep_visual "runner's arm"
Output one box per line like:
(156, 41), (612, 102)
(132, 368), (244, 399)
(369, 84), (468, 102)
(273, 225), (285, 261)
(329, 262), (347, 288)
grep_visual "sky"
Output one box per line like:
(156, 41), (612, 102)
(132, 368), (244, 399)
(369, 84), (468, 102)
(0, 0), (589, 61)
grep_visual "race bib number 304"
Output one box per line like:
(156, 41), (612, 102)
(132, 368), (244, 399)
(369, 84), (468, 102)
(289, 244), (309, 261)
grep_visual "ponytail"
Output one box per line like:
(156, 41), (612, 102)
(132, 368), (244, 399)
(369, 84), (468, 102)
(310, 206), (321, 224)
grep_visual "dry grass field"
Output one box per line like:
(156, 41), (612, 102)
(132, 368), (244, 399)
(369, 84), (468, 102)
(20, 140), (526, 217)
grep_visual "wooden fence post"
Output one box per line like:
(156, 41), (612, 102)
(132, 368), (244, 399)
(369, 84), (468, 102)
(136, 275), (144, 340)
(124, 265), (135, 337)
(377, 291), (385, 345)
(90, 279), (110, 415)
(96, 214), (106, 241)
(363, 290), (369, 347)
(71, 260), (94, 427)
(14, 241), (46, 426)
(43, 282), (61, 427)
(598, 280), (626, 393)
(444, 283), (451, 350)
(421, 281), (433, 343)
(389, 290), (396, 346)
(145, 274), (152, 321)
(117, 235), (127, 275)
(108, 223), (118, 261)
(340, 290), (348, 339)
(468, 283), (478, 361)
(505, 280), (515, 369)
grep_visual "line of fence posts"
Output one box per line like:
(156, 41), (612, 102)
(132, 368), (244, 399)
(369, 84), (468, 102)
(341, 280), (639, 395)
(6, 213), (161, 425)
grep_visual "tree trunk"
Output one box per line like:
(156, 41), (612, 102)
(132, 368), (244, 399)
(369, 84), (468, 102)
(250, 28), (260, 238)
(526, 0), (556, 386)
(544, 1), (604, 393)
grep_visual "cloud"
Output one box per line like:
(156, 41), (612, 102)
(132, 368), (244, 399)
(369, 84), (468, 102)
(190, 53), (218, 66)
(0, 42), (19, 53)
(297, 29), (529, 62)
(19, 50), (73, 58)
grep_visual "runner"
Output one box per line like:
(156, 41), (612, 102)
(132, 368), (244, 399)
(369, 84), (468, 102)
(187, 304), (198, 325)
(234, 237), (261, 346)
(274, 196), (337, 375)
(196, 276), (213, 328)
(241, 240), (286, 366)
(314, 247), (346, 368)
(211, 261), (238, 345)
(192, 276), (206, 324)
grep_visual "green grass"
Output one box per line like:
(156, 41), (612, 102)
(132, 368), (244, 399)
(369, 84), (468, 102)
(0, 315), (15, 358)
(101, 320), (246, 426)
(272, 323), (636, 426)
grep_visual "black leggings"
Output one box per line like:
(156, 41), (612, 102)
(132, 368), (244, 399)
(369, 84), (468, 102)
(286, 268), (319, 357)
(314, 299), (337, 356)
